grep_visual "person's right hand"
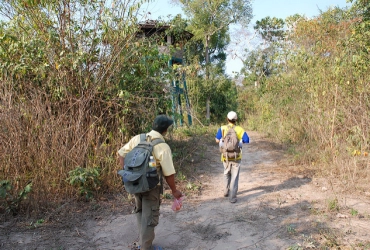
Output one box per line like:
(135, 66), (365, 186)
(172, 189), (183, 200)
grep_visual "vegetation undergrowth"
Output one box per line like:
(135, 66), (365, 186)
(0, 122), (216, 219)
(237, 2), (370, 195)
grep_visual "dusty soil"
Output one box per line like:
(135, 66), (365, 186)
(1, 131), (370, 250)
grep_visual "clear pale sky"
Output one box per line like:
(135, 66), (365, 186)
(142, 0), (352, 75)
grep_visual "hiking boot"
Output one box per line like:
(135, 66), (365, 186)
(230, 198), (237, 203)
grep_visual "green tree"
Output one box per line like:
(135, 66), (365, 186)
(241, 17), (285, 89)
(254, 16), (285, 43)
(178, 0), (252, 121)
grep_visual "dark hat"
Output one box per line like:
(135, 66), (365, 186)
(152, 115), (174, 132)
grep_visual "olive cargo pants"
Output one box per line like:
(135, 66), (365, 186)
(134, 185), (161, 250)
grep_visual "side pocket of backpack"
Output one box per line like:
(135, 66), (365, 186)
(146, 167), (159, 190)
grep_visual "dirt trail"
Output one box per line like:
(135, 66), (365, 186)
(1, 131), (370, 249)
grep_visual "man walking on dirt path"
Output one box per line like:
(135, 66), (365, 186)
(215, 111), (249, 203)
(117, 115), (183, 250)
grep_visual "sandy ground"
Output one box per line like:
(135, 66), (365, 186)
(1, 131), (370, 249)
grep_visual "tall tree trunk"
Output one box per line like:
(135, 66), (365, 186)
(205, 35), (210, 121)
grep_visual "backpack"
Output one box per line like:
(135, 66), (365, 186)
(220, 125), (241, 160)
(118, 134), (164, 194)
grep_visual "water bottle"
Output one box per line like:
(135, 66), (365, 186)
(149, 156), (156, 167)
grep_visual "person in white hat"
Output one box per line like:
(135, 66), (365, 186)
(215, 111), (249, 203)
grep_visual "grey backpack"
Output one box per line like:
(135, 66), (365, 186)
(220, 126), (241, 160)
(118, 134), (164, 194)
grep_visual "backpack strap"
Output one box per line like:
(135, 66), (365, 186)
(139, 133), (146, 142)
(151, 138), (165, 146)
(142, 133), (165, 146)
(145, 135), (165, 194)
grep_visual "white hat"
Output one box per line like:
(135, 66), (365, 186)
(227, 111), (237, 120)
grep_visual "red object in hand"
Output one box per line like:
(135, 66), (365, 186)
(171, 196), (185, 211)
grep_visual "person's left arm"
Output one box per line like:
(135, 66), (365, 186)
(236, 127), (250, 144)
(242, 131), (249, 144)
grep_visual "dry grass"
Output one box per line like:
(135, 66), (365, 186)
(0, 84), (170, 216)
(0, 93), (215, 218)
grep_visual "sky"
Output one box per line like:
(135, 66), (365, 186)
(141, 0), (352, 76)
